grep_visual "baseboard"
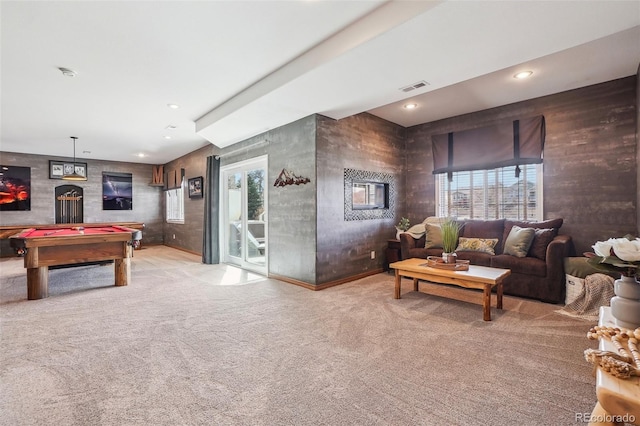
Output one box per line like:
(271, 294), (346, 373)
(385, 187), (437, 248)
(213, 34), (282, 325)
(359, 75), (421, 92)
(270, 268), (384, 291)
(162, 243), (201, 257)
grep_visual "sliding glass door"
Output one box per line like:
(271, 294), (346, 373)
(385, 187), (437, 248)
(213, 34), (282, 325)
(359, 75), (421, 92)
(221, 156), (267, 274)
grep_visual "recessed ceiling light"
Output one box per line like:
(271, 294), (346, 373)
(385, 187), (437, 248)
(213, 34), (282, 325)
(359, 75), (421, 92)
(137, 153), (146, 158)
(165, 125), (177, 130)
(167, 104), (179, 109)
(514, 71), (533, 79)
(403, 103), (418, 110)
(58, 67), (77, 77)
(164, 135), (172, 139)
(82, 150), (91, 154)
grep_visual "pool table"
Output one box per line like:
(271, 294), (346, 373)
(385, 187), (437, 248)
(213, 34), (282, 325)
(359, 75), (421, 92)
(9, 225), (142, 300)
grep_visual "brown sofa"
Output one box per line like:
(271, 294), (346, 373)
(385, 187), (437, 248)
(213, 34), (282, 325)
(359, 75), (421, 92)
(399, 218), (574, 304)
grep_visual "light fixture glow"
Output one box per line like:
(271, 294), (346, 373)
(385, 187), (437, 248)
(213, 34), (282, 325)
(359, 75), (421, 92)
(167, 104), (179, 109)
(164, 135), (172, 139)
(137, 153), (146, 158)
(514, 71), (533, 79)
(403, 103), (418, 110)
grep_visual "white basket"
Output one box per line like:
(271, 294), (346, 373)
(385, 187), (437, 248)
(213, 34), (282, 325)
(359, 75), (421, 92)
(565, 274), (585, 305)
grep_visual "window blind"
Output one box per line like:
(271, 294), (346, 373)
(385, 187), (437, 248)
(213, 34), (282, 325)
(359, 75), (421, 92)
(431, 115), (545, 175)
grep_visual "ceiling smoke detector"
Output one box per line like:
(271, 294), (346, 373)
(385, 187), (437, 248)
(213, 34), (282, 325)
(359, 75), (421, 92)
(58, 67), (77, 77)
(400, 80), (429, 93)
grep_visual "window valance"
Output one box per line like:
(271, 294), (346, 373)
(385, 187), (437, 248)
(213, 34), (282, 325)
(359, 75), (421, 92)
(431, 115), (545, 175)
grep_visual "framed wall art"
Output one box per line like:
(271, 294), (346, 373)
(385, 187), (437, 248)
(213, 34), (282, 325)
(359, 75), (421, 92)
(102, 172), (133, 210)
(0, 165), (31, 211)
(49, 160), (87, 180)
(188, 176), (203, 198)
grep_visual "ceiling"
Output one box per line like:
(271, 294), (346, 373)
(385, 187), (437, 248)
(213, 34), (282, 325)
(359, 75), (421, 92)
(1, 1), (639, 165)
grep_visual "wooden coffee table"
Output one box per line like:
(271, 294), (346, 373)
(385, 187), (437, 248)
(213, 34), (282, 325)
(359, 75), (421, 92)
(389, 258), (511, 321)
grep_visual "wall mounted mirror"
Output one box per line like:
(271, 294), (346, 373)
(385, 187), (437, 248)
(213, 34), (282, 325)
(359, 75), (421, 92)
(352, 181), (389, 210)
(344, 168), (395, 221)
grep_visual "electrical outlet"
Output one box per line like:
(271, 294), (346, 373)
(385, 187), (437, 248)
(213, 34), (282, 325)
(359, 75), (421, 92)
(370, 251), (375, 259)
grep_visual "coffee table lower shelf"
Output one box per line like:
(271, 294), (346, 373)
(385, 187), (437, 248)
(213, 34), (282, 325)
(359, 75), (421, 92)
(389, 258), (511, 321)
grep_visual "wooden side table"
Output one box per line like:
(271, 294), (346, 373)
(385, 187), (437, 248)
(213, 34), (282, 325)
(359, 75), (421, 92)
(385, 239), (401, 271)
(588, 307), (640, 426)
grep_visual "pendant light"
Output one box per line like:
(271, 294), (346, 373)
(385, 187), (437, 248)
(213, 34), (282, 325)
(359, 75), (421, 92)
(62, 136), (85, 181)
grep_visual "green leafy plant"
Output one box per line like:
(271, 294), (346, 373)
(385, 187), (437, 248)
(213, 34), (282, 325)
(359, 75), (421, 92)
(441, 218), (461, 254)
(397, 217), (410, 231)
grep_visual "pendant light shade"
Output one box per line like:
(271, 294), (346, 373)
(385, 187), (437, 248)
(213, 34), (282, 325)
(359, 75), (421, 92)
(62, 136), (86, 181)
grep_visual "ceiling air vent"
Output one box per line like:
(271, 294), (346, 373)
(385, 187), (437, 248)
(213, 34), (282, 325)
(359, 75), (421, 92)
(400, 80), (430, 92)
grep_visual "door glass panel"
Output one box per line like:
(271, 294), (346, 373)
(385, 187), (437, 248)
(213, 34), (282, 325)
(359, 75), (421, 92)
(246, 168), (265, 266)
(227, 172), (242, 258)
(221, 156), (267, 275)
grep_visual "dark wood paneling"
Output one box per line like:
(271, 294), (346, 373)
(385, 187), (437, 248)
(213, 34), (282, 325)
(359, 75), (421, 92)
(316, 113), (406, 284)
(405, 76), (637, 255)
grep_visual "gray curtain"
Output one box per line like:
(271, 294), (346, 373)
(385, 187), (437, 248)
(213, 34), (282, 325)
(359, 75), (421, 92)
(202, 155), (220, 264)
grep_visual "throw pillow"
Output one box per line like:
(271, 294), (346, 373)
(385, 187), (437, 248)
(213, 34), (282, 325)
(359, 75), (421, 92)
(455, 237), (498, 255)
(503, 225), (536, 258)
(528, 228), (558, 260)
(424, 223), (443, 249)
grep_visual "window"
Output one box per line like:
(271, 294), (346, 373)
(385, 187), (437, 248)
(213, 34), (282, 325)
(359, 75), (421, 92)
(436, 164), (542, 220)
(166, 179), (184, 223)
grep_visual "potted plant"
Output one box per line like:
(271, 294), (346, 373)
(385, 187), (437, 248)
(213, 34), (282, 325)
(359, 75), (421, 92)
(440, 218), (461, 263)
(396, 217), (410, 240)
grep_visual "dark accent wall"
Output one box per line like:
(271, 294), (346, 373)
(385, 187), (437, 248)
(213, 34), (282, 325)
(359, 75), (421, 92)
(404, 76), (638, 255)
(316, 113), (405, 283)
(0, 151), (164, 256)
(163, 144), (215, 255)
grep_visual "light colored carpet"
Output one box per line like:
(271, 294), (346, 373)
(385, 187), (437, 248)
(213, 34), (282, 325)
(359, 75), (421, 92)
(0, 246), (599, 426)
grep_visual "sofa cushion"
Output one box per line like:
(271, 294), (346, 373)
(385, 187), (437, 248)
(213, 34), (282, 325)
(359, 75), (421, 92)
(528, 228), (558, 260)
(455, 250), (493, 267)
(424, 223), (443, 249)
(503, 219), (562, 259)
(455, 237), (499, 255)
(462, 219), (505, 254)
(491, 254), (546, 277)
(503, 225), (536, 258)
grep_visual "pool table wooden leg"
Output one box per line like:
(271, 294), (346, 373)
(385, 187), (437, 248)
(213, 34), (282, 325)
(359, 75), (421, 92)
(114, 258), (130, 286)
(27, 266), (48, 300)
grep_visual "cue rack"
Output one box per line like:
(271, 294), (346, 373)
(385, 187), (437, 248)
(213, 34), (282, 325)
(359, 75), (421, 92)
(55, 185), (84, 224)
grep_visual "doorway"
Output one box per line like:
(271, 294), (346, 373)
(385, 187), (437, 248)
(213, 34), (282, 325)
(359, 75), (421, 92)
(221, 156), (267, 275)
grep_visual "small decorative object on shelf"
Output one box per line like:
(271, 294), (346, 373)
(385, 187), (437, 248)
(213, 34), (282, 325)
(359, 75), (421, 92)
(441, 218), (461, 263)
(586, 235), (640, 329)
(150, 165), (164, 186)
(396, 217), (410, 240)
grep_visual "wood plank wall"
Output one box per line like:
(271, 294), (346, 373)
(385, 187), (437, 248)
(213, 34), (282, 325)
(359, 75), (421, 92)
(404, 76), (638, 255)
